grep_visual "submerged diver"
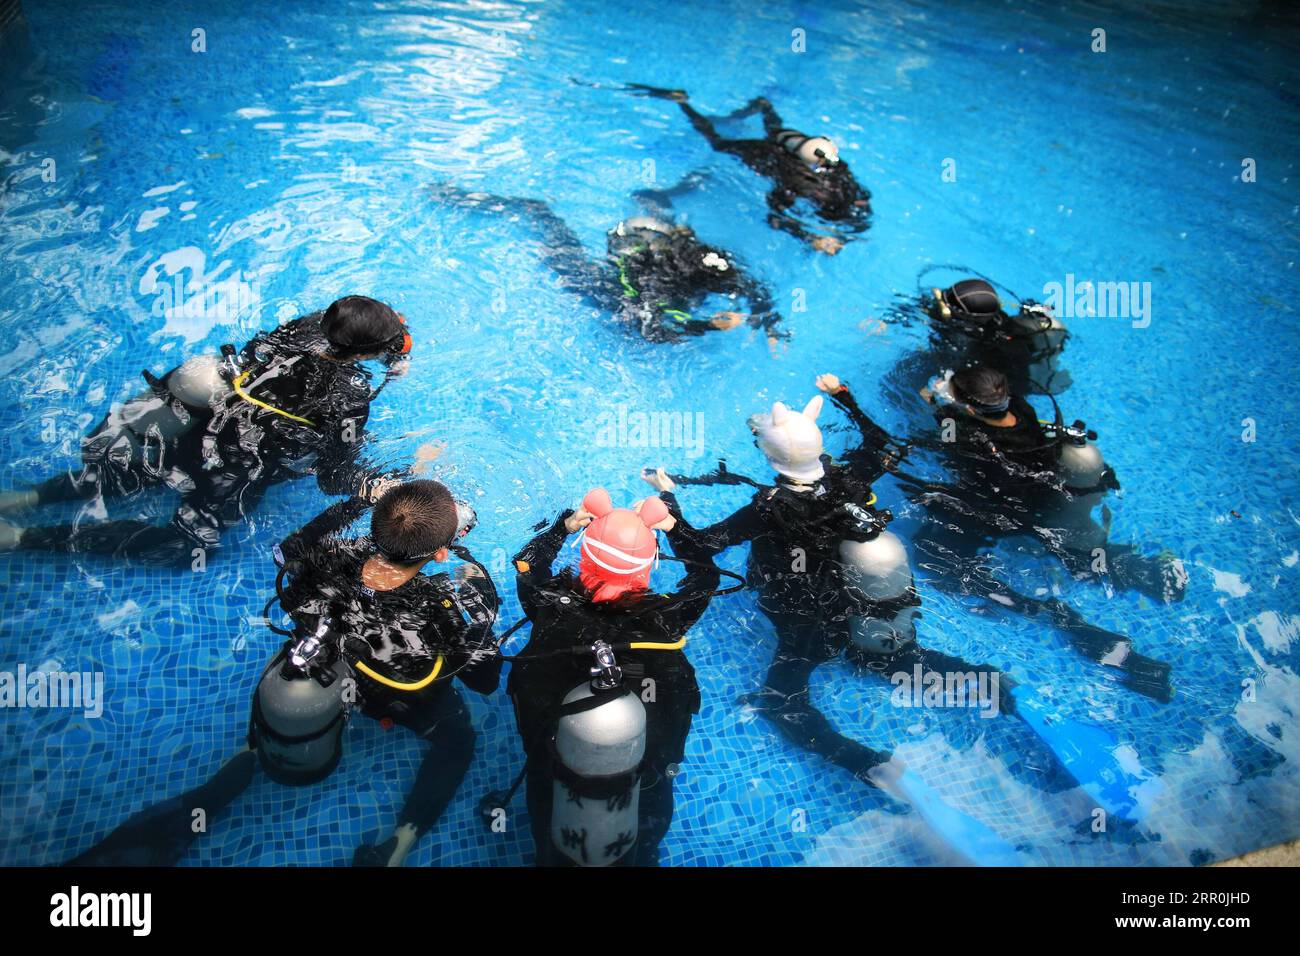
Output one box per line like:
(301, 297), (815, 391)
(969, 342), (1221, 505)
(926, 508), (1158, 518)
(921, 277), (1071, 395)
(430, 184), (784, 345)
(896, 365), (1182, 700)
(68, 479), (500, 867)
(0, 296), (412, 565)
(504, 474), (721, 866)
(629, 86), (871, 254)
(670, 387), (1009, 790)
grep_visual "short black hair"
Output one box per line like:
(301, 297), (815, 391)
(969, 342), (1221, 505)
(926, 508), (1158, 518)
(952, 366), (1010, 412)
(321, 296), (403, 358)
(944, 279), (1002, 320)
(371, 480), (458, 563)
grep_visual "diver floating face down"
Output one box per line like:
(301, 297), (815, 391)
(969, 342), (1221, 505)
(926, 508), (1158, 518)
(749, 395), (826, 483)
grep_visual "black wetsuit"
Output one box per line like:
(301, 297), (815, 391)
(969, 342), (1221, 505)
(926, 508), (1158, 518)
(923, 299), (1071, 397)
(902, 395), (1176, 700)
(67, 497), (500, 867)
(694, 387), (1007, 784)
(431, 186), (783, 342)
(507, 493), (719, 866)
(646, 93), (871, 246)
(20, 314), (380, 565)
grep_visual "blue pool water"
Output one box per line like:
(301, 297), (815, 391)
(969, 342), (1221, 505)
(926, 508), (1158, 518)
(1, 0), (1297, 866)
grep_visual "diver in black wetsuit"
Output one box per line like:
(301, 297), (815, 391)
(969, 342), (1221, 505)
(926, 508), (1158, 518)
(430, 184), (784, 345)
(505, 474), (720, 866)
(67, 479), (500, 868)
(919, 277), (1072, 395)
(670, 382), (1011, 789)
(900, 365), (1182, 700)
(0, 296), (413, 565)
(630, 86), (871, 255)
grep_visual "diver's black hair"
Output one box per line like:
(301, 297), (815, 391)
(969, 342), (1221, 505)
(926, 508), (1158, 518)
(371, 480), (458, 564)
(944, 279), (1002, 319)
(952, 366), (1011, 414)
(321, 296), (403, 358)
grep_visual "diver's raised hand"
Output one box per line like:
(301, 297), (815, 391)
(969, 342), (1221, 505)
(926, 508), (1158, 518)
(811, 236), (843, 255)
(634, 495), (677, 533)
(640, 466), (676, 493)
(564, 507), (595, 534)
(815, 373), (844, 394)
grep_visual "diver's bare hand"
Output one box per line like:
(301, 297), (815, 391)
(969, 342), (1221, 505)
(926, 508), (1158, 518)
(815, 373), (843, 394)
(710, 312), (746, 330)
(564, 508), (595, 534)
(640, 467), (676, 493)
(635, 496), (677, 533)
(811, 236), (843, 255)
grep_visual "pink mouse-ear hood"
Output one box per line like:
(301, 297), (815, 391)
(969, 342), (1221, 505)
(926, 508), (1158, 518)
(802, 394), (824, 421)
(637, 496), (669, 528)
(770, 401), (791, 425)
(582, 488), (614, 517)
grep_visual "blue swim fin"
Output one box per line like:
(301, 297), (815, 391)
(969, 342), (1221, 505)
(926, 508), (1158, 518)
(876, 765), (1024, 866)
(1011, 685), (1162, 822)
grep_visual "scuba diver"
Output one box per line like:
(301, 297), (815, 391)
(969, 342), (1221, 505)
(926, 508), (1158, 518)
(66, 479), (500, 867)
(897, 364), (1183, 700)
(628, 86), (871, 254)
(501, 473), (723, 866)
(429, 183), (785, 346)
(671, 387), (1012, 789)
(921, 276), (1071, 395)
(0, 296), (411, 565)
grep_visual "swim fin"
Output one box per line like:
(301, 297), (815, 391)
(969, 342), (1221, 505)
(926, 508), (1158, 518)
(870, 763), (1024, 866)
(66, 749), (256, 866)
(1043, 600), (1173, 703)
(1010, 686), (1162, 823)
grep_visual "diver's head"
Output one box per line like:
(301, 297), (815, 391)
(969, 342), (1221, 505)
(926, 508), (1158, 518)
(322, 296), (412, 361)
(748, 395), (825, 483)
(776, 129), (840, 172)
(577, 488), (667, 603)
(370, 479), (462, 566)
(937, 279), (1003, 325)
(951, 366), (1012, 418)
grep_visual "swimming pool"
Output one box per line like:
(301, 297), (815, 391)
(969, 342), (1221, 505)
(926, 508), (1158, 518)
(1, 0), (1297, 867)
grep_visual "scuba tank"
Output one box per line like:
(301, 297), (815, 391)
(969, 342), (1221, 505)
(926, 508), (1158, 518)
(1054, 420), (1111, 495)
(608, 216), (682, 258)
(83, 355), (232, 467)
(837, 507), (920, 657)
(550, 641), (647, 867)
(250, 620), (353, 787)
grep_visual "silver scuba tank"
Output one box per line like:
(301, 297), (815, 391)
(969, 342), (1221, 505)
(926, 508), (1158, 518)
(1024, 307), (1069, 387)
(839, 531), (919, 656)
(550, 641), (647, 867)
(84, 355), (233, 467)
(251, 625), (352, 787)
(1057, 427), (1107, 493)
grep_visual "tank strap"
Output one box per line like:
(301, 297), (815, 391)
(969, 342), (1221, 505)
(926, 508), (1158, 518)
(250, 683), (347, 746)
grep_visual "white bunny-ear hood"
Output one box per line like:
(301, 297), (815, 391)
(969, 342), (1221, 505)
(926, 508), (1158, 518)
(752, 394), (825, 483)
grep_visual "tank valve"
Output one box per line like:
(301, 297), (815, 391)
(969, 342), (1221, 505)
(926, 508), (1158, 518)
(589, 640), (623, 690)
